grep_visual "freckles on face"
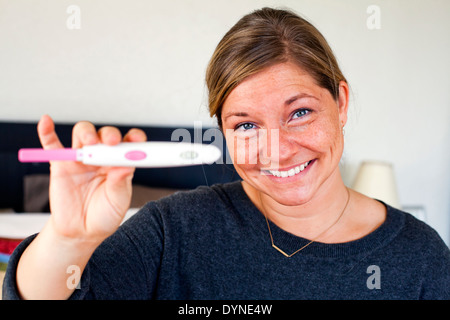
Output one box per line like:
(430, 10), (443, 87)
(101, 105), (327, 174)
(302, 105), (342, 160)
(221, 62), (345, 204)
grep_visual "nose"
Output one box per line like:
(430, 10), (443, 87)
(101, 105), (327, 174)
(259, 127), (297, 167)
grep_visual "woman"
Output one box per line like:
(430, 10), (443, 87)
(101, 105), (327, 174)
(4, 7), (449, 299)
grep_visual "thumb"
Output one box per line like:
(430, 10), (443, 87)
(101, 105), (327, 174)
(37, 115), (64, 150)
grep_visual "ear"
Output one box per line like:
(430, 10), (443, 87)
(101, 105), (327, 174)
(337, 81), (349, 128)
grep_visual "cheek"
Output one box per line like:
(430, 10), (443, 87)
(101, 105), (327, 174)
(311, 120), (343, 156)
(226, 134), (258, 166)
(229, 131), (280, 168)
(294, 119), (342, 155)
(228, 142), (261, 183)
(226, 135), (260, 168)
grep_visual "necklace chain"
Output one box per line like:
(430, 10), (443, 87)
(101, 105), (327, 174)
(261, 187), (351, 258)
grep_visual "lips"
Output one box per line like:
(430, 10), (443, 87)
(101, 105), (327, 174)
(262, 160), (313, 178)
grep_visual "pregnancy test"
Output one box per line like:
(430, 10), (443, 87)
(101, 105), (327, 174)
(18, 142), (222, 167)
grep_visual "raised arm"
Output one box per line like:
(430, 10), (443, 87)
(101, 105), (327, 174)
(16, 115), (146, 299)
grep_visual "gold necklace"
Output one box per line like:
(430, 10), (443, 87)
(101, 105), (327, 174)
(260, 188), (351, 258)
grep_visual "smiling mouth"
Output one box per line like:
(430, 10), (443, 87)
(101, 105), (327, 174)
(262, 160), (313, 178)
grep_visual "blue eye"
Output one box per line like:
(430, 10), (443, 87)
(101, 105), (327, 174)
(235, 122), (256, 131)
(292, 109), (311, 119)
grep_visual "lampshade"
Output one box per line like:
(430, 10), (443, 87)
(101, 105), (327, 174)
(352, 161), (400, 208)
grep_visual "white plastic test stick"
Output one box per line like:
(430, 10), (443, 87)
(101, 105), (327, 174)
(18, 142), (222, 168)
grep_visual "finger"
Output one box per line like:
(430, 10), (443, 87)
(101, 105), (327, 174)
(98, 126), (123, 146)
(37, 115), (64, 150)
(72, 121), (99, 149)
(123, 128), (147, 143)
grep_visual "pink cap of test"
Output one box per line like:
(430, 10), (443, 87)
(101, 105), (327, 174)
(18, 148), (78, 162)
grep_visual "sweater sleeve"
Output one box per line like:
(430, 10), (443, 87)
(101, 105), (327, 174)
(419, 230), (450, 299)
(2, 203), (164, 300)
(72, 203), (165, 300)
(2, 234), (37, 300)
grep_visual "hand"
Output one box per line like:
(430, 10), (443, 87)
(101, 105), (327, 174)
(37, 115), (147, 244)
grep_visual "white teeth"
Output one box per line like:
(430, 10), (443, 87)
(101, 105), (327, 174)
(267, 161), (311, 178)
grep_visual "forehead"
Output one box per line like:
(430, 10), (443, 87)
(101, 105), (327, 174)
(223, 62), (326, 113)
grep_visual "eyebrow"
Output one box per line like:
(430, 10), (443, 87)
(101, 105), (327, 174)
(284, 93), (318, 105)
(223, 93), (318, 121)
(223, 111), (250, 120)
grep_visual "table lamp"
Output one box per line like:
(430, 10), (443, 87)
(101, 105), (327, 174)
(352, 161), (401, 209)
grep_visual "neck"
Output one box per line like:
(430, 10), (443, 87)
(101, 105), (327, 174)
(243, 170), (350, 240)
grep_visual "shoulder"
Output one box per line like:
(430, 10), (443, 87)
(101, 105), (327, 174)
(394, 206), (447, 248)
(125, 181), (244, 228)
(385, 205), (450, 263)
(153, 181), (242, 213)
(115, 181), (245, 261)
(389, 207), (450, 298)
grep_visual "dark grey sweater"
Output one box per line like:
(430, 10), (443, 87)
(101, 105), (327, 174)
(3, 181), (450, 299)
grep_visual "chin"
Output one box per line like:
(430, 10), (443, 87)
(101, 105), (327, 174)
(262, 184), (315, 207)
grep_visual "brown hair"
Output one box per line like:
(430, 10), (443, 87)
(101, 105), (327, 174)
(206, 7), (347, 127)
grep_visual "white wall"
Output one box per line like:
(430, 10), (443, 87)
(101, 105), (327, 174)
(0, 0), (449, 245)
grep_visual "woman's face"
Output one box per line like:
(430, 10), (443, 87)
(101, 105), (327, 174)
(222, 62), (349, 206)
